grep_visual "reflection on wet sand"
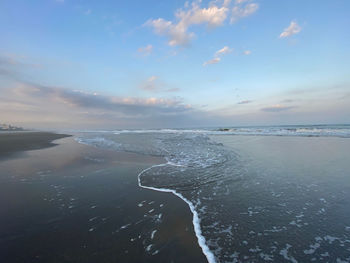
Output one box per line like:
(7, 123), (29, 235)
(0, 136), (206, 263)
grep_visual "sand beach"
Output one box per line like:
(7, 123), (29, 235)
(0, 133), (206, 263)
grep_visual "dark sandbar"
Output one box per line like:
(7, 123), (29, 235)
(0, 132), (71, 158)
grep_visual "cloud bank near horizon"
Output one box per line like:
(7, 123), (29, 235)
(1, 78), (349, 129)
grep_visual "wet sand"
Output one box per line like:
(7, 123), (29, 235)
(0, 135), (207, 263)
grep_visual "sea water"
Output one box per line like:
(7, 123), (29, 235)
(76, 125), (350, 263)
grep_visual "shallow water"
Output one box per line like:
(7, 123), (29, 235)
(77, 129), (350, 263)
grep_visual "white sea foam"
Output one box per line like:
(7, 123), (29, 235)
(75, 137), (122, 149)
(324, 235), (339, 244)
(260, 252), (273, 261)
(304, 242), (321, 254)
(120, 223), (131, 230)
(75, 125), (350, 138)
(151, 230), (157, 239)
(146, 244), (153, 252)
(138, 162), (217, 263)
(320, 252), (329, 257)
(280, 244), (298, 263)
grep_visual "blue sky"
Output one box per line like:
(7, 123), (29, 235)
(0, 0), (349, 129)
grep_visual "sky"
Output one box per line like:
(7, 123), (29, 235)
(0, 0), (349, 129)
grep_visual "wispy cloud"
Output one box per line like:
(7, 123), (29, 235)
(84, 9), (92, 15)
(203, 57), (221, 66)
(166, 88), (180, 92)
(140, 76), (159, 91)
(0, 54), (43, 80)
(243, 50), (251, 55)
(231, 2), (258, 23)
(146, 0), (258, 47)
(0, 54), (42, 69)
(139, 76), (179, 93)
(145, 18), (194, 47)
(235, 0), (250, 4)
(261, 104), (296, 112)
(237, 100), (253, 104)
(137, 44), (153, 56)
(204, 46), (232, 66)
(281, 99), (294, 103)
(279, 21), (301, 38)
(215, 46), (233, 56)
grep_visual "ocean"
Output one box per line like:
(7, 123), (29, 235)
(75, 124), (350, 262)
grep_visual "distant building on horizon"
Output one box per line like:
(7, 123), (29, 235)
(0, 123), (24, 131)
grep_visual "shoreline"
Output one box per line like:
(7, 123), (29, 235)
(75, 135), (214, 262)
(137, 163), (215, 263)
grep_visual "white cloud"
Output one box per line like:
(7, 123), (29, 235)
(138, 44), (153, 56)
(243, 50), (251, 55)
(231, 3), (258, 23)
(203, 57), (221, 66)
(237, 100), (253, 104)
(177, 2), (229, 28)
(204, 45), (232, 66)
(140, 76), (159, 91)
(146, 18), (194, 46)
(148, 76), (157, 82)
(139, 76), (179, 92)
(279, 21), (301, 38)
(146, 0), (258, 47)
(235, 0), (249, 4)
(215, 46), (233, 56)
(261, 104), (295, 112)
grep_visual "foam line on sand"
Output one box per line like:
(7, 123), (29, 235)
(138, 163), (216, 263)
